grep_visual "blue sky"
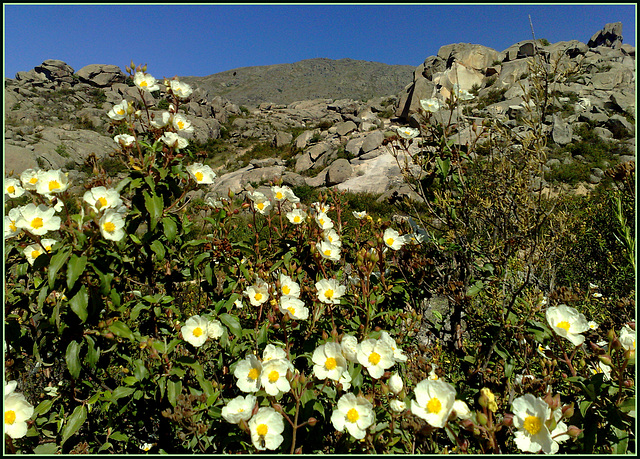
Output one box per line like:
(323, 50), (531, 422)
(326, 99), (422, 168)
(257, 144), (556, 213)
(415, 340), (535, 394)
(3, 3), (636, 79)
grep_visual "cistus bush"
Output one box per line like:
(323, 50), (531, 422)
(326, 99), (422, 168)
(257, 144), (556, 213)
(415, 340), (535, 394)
(4, 57), (635, 455)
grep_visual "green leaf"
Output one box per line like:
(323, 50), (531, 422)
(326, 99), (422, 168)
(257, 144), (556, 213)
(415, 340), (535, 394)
(34, 399), (55, 416)
(219, 313), (242, 338)
(109, 431), (128, 442)
(33, 443), (58, 454)
(111, 386), (136, 401)
(69, 285), (89, 323)
(150, 239), (166, 260)
(66, 254), (87, 290)
(436, 157), (451, 177)
(162, 216), (177, 242)
(65, 340), (82, 379)
(167, 379), (182, 407)
(108, 321), (134, 341)
(143, 190), (163, 231)
(48, 246), (71, 289)
(61, 405), (87, 446)
(84, 335), (100, 368)
(133, 359), (148, 382)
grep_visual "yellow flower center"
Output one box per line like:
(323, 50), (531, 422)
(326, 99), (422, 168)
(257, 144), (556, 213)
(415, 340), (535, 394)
(387, 238), (395, 246)
(346, 407), (360, 423)
(268, 370), (280, 383)
(49, 180), (61, 191)
(257, 424), (268, 436)
(116, 108), (125, 115)
(140, 80), (148, 87)
(318, 218), (325, 225)
(556, 321), (571, 332)
(427, 397), (442, 414)
(294, 216), (300, 223)
(325, 289), (334, 299)
(282, 285), (290, 295)
(276, 192), (283, 199)
(9, 221), (17, 232)
(193, 327), (203, 337)
(29, 177), (38, 184)
(31, 217), (44, 229)
(195, 171), (204, 181)
(7, 185), (15, 194)
(368, 352), (381, 365)
(103, 221), (116, 233)
(257, 202), (265, 210)
(248, 368), (259, 380)
(324, 249), (332, 256)
(523, 415), (542, 435)
(5, 410), (16, 425)
(325, 357), (337, 370)
(177, 121), (185, 130)
(287, 306), (296, 316)
(32, 250), (41, 258)
(98, 197), (108, 208)
(254, 292), (263, 302)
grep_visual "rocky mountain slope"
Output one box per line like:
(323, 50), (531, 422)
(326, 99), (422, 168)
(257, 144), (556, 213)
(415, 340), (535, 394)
(179, 58), (415, 107)
(4, 22), (635, 201)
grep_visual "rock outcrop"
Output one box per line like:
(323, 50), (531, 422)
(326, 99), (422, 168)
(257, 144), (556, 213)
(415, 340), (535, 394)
(4, 23), (635, 201)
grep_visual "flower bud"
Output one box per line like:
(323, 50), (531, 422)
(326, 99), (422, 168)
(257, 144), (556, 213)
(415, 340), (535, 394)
(502, 413), (514, 427)
(623, 379), (634, 388)
(567, 425), (582, 437)
(307, 417), (317, 426)
(476, 411), (488, 426)
(598, 354), (613, 367)
(388, 372), (404, 394)
(561, 403), (574, 419)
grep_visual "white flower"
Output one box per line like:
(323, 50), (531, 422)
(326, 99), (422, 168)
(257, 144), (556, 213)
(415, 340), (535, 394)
(546, 304), (590, 346)
(388, 372), (404, 394)
(260, 358), (292, 396)
(23, 239), (57, 265)
(323, 229), (341, 247)
(248, 191), (271, 214)
(536, 343), (552, 359)
(99, 209), (126, 242)
(619, 324), (636, 362)
(286, 208), (306, 225)
(396, 126), (419, 139)
(107, 100), (129, 120)
(139, 443), (153, 452)
(331, 393), (375, 440)
(248, 407), (285, 451)
(312, 202), (330, 214)
(150, 111), (171, 128)
(262, 344), (288, 363)
(35, 169), (69, 196)
(5, 208), (22, 239)
(234, 354), (262, 393)
(114, 134), (136, 147)
(379, 331), (407, 363)
(271, 185), (299, 203)
(390, 399), (407, 413)
(451, 83), (474, 101)
(20, 168), (41, 190)
(411, 379), (456, 428)
(14, 203), (61, 236)
(341, 334), (359, 362)
(591, 361), (612, 380)
(318, 240), (341, 262)
(315, 278), (346, 305)
(420, 98), (441, 112)
(4, 388), (34, 439)
(279, 295), (309, 320)
(168, 79), (193, 99)
(452, 400), (472, 419)
(588, 320), (599, 331)
(160, 132), (188, 150)
(428, 364), (439, 380)
(312, 342), (347, 381)
(244, 278), (269, 307)
(186, 163), (216, 185)
(407, 217), (429, 244)
(181, 315), (211, 348)
(593, 292), (603, 298)
(278, 273), (300, 298)
(134, 72), (160, 92)
(234, 298), (244, 309)
(352, 210), (368, 220)
(5, 178), (25, 198)
(222, 394), (256, 424)
(83, 186), (123, 213)
(315, 212), (334, 230)
(511, 393), (556, 454)
(172, 114), (194, 134)
(207, 319), (224, 339)
(339, 369), (352, 390)
(357, 338), (395, 379)
(383, 227), (406, 251)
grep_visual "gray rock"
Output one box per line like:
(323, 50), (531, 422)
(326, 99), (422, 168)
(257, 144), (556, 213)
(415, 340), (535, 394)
(294, 152), (314, 173)
(588, 22), (623, 49)
(360, 130), (384, 154)
(437, 43), (501, 70)
(593, 127), (613, 140)
(34, 60), (75, 84)
(335, 120), (357, 136)
(274, 131), (293, 148)
(326, 158), (353, 186)
(75, 64), (126, 87)
(552, 114), (573, 145)
(345, 136), (365, 157)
